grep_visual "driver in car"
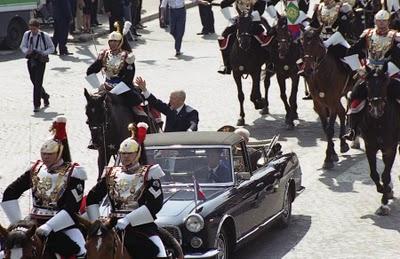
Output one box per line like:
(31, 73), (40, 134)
(197, 149), (232, 183)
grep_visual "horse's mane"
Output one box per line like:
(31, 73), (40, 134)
(4, 220), (36, 249)
(87, 217), (117, 238)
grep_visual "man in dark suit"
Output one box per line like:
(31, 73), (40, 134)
(52, 0), (72, 55)
(104, 0), (124, 33)
(135, 77), (199, 132)
(197, 149), (232, 183)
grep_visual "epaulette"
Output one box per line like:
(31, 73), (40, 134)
(146, 164), (165, 181)
(71, 164), (88, 180)
(126, 52), (135, 64)
(360, 29), (371, 39)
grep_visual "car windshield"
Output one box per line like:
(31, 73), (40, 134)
(146, 147), (233, 185)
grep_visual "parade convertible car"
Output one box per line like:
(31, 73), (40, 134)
(144, 132), (305, 259)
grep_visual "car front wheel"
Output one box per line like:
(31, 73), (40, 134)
(216, 228), (231, 259)
(277, 187), (293, 228)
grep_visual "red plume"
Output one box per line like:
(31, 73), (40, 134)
(136, 122), (149, 144)
(53, 116), (67, 141)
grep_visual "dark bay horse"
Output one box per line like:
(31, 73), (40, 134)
(84, 89), (160, 179)
(0, 220), (80, 258)
(265, 15), (301, 129)
(77, 217), (183, 259)
(230, 10), (272, 126)
(359, 66), (400, 215)
(302, 27), (354, 169)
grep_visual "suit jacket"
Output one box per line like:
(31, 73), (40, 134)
(208, 163), (232, 183)
(147, 94), (199, 132)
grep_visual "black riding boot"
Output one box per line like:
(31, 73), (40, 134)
(344, 112), (362, 141)
(217, 38), (231, 75)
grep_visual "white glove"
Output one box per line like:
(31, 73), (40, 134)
(115, 218), (129, 231)
(36, 224), (52, 237)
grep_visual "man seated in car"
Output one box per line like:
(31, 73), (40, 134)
(196, 149), (232, 183)
(234, 128), (262, 171)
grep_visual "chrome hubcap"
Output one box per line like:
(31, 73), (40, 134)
(217, 234), (226, 259)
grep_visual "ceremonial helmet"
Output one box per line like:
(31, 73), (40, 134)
(236, 0), (257, 13)
(119, 122), (149, 162)
(375, 9), (390, 21)
(40, 116), (71, 162)
(108, 22), (124, 48)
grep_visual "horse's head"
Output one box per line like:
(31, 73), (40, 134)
(1, 222), (40, 259)
(84, 217), (122, 258)
(236, 10), (253, 51)
(365, 65), (390, 119)
(276, 15), (292, 59)
(84, 88), (107, 148)
(301, 26), (326, 75)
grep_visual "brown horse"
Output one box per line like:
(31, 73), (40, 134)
(302, 27), (354, 169)
(77, 216), (183, 259)
(0, 221), (51, 259)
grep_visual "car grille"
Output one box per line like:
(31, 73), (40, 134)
(162, 225), (182, 245)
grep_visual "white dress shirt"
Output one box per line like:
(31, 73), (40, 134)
(20, 30), (55, 56)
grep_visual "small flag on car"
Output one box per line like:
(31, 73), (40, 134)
(193, 176), (206, 201)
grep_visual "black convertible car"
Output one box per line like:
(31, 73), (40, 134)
(143, 132), (305, 259)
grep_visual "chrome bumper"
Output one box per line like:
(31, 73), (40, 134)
(184, 249), (219, 259)
(296, 186), (305, 197)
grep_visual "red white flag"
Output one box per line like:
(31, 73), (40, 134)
(193, 176), (206, 200)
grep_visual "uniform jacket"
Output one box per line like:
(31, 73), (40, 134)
(2, 160), (86, 224)
(147, 94), (199, 132)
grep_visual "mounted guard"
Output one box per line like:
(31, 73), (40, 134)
(0, 116), (87, 258)
(86, 122), (169, 259)
(218, 0), (272, 74)
(344, 9), (400, 140)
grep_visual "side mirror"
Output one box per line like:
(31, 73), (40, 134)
(236, 171), (251, 181)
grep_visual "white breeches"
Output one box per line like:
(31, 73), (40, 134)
(62, 228), (87, 256)
(149, 235), (167, 257)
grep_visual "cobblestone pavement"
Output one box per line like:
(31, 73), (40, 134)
(0, 6), (399, 259)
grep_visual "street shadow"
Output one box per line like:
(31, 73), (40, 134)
(201, 33), (219, 41)
(31, 110), (63, 121)
(244, 114), (323, 148)
(0, 50), (25, 62)
(168, 54), (194, 61)
(318, 153), (370, 193)
(50, 66), (72, 72)
(360, 197), (400, 232)
(138, 59), (157, 65)
(233, 214), (312, 258)
(58, 54), (83, 63)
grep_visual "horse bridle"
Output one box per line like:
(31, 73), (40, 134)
(302, 35), (327, 74)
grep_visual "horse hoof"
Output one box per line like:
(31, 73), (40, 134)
(292, 112), (299, 120)
(351, 138), (361, 149)
(254, 98), (266, 110)
(376, 185), (384, 194)
(260, 107), (269, 115)
(340, 143), (350, 153)
(376, 205), (390, 216)
(386, 190), (394, 200)
(331, 153), (339, 162)
(237, 118), (245, 126)
(322, 160), (334, 169)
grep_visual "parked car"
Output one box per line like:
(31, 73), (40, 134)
(143, 131), (305, 259)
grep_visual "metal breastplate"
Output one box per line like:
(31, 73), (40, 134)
(318, 3), (340, 29)
(367, 30), (394, 64)
(102, 50), (126, 79)
(31, 163), (72, 212)
(107, 166), (148, 214)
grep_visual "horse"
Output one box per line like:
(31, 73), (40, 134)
(230, 9), (272, 126)
(264, 15), (301, 129)
(77, 216), (183, 259)
(301, 27), (354, 169)
(0, 220), (81, 259)
(84, 89), (160, 179)
(358, 66), (400, 215)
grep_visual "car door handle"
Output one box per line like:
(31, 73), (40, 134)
(256, 182), (265, 190)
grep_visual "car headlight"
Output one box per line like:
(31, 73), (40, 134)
(185, 214), (204, 233)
